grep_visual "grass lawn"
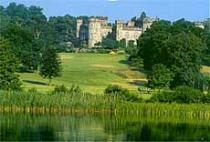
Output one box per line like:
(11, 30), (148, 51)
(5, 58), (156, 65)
(19, 53), (146, 93)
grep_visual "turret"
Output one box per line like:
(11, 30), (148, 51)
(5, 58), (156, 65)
(76, 19), (83, 38)
(116, 20), (124, 41)
(88, 18), (102, 48)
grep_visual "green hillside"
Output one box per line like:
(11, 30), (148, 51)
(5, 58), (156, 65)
(19, 53), (146, 93)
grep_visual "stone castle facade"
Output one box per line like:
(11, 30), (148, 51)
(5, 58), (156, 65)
(77, 16), (157, 48)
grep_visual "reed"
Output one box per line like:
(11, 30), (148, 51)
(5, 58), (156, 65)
(0, 90), (210, 119)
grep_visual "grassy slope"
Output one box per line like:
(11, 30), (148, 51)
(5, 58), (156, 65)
(19, 53), (210, 94)
(19, 53), (146, 93)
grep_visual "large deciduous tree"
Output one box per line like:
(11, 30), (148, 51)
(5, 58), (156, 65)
(165, 32), (204, 87)
(138, 20), (171, 70)
(39, 47), (62, 85)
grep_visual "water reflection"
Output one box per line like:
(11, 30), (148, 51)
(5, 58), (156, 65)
(0, 113), (209, 141)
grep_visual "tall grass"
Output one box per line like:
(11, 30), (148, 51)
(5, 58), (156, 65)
(0, 90), (119, 113)
(0, 90), (210, 119)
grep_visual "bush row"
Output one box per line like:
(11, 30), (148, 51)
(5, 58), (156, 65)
(104, 85), (142, 102)
(150, 86), (210, 104)
(17, 85), (210, 104)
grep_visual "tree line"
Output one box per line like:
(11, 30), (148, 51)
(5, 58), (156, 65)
(0, 3), (69, 90)
(128, 18), (210, 90)
(0, 2), (80, 72)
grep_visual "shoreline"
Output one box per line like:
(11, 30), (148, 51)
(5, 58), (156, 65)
(1, 103), (210, 119)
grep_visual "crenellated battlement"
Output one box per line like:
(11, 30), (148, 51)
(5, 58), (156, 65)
(77, 16), (157, 48)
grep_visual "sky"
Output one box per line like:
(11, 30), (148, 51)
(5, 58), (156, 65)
(0, 0), (209, 22)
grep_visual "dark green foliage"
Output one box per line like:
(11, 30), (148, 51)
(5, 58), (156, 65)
(151, 86), (210, 103)
(101, 33), (117, 49)
(0, 6), (10, 31)
(0, 3), (79, 72)
(1, 24), (35, 71)
(48, 15), (77, 45)
(52, 85), (69, 94)
(101, 25), (118, 49)
(147, 64), (173, 89)
(127, 40), (143, 68)
(193, 73), (210, 92)
(104, 85), (141, 102)
(134, 19), (205, 88)
(0, 37), (22, 91)
(202, 20), (210, 65)
(118, 39), (126, 49)
(202, 93), (210, 103)
(165, 32), (204, 87)
(105, 85), (130, 95)
(52, 84), (82, 95)
(137, 20), (171, 70)
(39, 47), (62, 84)
(131, 12), (146, 28)
(0, 3), (49, 71)
(125, 40), (136, 54)
(171, 19), (204, 37)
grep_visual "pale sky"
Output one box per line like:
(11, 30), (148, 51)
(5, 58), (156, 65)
(0, 0), (209, 22)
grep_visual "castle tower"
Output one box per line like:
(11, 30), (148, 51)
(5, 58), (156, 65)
(76, 19), (83, 38)
(116, 20), (124, 41)
(88, 18), (102, 48)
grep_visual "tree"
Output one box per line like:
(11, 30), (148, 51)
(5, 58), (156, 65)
(0, 37), (22, 90)
(134, 19), (204, 88)
(0, 6), (10, 31)
(118, 39), (126, 49)
(101, 25), (117, 49)
(48, 15), (77, 45)
(2, 24), (34, 71)
(138, 20), (171, 70)
(126, 40), (136, 54)
(131, 11), (146, 28)
(202, 19), (210, 65)
(165, 32), (204, 87)
(147, 64), (173, 90)
(101, 33), (117, 49)
(39, 47), (62, 85)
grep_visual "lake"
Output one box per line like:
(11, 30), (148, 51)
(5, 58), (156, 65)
(0, 113), (209, 141)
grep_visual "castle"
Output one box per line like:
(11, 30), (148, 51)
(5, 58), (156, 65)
(76, 16), (158, 48)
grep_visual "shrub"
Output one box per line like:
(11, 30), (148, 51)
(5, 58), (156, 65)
(202, 93), (210, 103)
(105, 85), (129, 96)
(174, 86), (204, 103)
(52, 84), (82, 95)
(104, 85), (141, 102)
(150, 86), (209, 103)
(52, 85), (69, 94)
(150, 91), (175, 103)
